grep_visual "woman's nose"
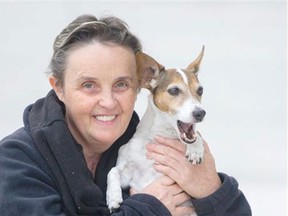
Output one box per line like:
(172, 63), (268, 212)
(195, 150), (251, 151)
(98, 89), (117, 108)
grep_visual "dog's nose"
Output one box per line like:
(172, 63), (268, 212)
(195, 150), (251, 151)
(193, 108), (206, 122)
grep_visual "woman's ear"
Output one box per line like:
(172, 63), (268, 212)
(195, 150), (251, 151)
(49, 75), (64, 102)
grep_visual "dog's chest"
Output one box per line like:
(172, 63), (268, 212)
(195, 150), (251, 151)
(129, 158), (161, 191)
(119, 137), (163, 191)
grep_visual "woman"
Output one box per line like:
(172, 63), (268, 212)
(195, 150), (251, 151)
(0, 14), (251, 216)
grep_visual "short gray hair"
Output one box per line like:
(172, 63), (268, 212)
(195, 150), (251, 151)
(47, 14), (142, 87)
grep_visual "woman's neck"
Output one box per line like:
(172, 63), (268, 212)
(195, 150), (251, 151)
(83, 149), (102, 177)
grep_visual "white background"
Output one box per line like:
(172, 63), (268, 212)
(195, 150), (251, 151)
(0, 1), (286, 215)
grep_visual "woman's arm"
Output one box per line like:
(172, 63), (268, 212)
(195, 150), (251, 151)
(191, 173), (252, 216)
(146, 135), (252, 216)
(129, 175), (195, 216)
(0, 132), (66, 216)
(113, 193), (173, 216)
(0, 130), (181, 216)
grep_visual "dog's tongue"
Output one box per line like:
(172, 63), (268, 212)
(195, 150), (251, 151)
(177, 120), (196, 144)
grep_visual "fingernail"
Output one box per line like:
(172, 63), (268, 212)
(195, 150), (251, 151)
(146, 144), (152, 150)
(154, 135), (163, 141)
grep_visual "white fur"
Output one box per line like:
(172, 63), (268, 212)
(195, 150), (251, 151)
(177, 68), (189, 85)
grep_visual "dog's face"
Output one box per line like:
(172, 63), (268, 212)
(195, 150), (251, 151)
(136, 47), (206, 144)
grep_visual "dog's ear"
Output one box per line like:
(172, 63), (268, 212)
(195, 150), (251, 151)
(186, 46), (205, 75)
(136, 52), (165, 90)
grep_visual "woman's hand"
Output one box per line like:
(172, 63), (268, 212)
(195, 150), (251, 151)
(146, 134), (222, 199)
(130, 176), (195, 216)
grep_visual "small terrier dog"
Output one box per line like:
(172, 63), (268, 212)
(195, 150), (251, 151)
(106, 47), (206, 216)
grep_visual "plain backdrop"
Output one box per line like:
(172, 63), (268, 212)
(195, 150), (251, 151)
(0, 1), (286, 215)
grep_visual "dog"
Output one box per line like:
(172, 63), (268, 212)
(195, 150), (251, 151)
(106, 47), (206, 215)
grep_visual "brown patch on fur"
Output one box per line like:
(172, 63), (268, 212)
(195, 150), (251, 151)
(136, 52), (164, 90)
(182, 69), (202, 102)
(153, 69), (189, 113)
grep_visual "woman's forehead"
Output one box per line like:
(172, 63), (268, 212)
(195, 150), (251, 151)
(64, 43), (137, 80)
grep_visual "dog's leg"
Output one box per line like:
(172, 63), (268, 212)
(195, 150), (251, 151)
(185, 133), (204, 164)
(106, 143), (135, 212)
(106, 167), (123, 212)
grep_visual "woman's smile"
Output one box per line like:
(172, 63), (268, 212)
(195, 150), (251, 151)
(94, 114), (117, 122)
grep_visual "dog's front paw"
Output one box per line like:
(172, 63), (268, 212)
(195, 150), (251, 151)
(107, 196), (123, 213)
(186, 150), (203, 164)
(185, 135), (204, 164)
(106, 186), (123, 212)
(106, 168), (123, 212)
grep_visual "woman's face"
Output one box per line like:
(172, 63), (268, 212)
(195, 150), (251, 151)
(51, 42), (138, 153)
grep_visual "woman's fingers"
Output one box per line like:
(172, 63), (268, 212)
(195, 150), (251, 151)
(146, 134), (222, 199)
(173, 191), (191, 206)
(154, 135), (186, 154)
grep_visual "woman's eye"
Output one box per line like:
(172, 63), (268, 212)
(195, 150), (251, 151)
(83, 82), (94, 89)
(114, 81), (129, 90)
(168, 87), (181, 96)
(82, 82), (99, 93)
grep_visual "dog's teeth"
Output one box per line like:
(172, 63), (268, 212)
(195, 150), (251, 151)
(181, 132), (197, 144)
(184, 133), (191, 141)
(183, 132), (187, 139)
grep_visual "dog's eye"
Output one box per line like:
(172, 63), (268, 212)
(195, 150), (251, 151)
(168, 87), (181, 96)
(197, 86), (204, 96)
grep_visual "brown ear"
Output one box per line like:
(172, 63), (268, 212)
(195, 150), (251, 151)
(136, 52), (165, 90)
(186, 46), (205, 75)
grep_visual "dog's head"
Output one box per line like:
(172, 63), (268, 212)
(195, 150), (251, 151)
(136, 46), (205, 144)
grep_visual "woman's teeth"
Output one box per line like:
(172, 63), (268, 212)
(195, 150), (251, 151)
(95, 115), (116, 121)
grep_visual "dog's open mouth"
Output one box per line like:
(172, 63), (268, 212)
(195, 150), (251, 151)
(177, 120), (196, 144)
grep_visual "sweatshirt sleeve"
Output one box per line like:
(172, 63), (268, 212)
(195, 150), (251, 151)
(112, 193), (172, 216)
(191, 173), (252, 216)
(0, 130), (66, 216)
